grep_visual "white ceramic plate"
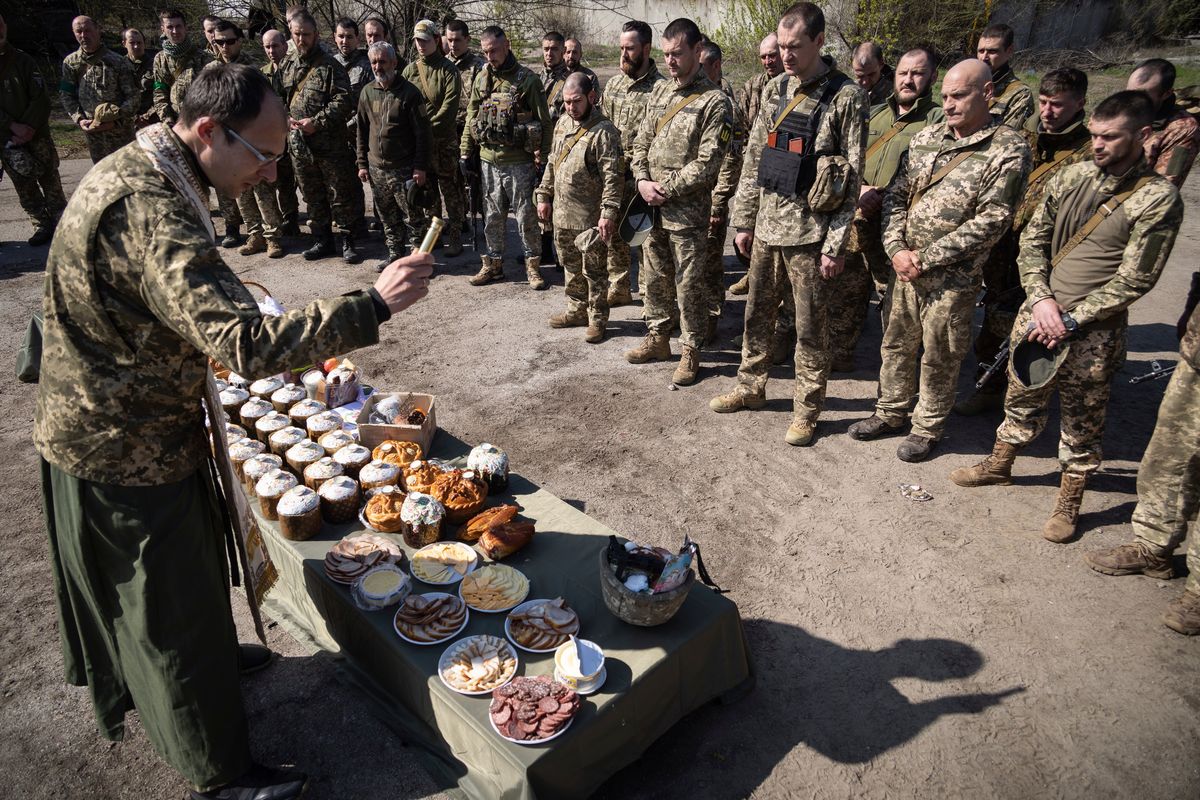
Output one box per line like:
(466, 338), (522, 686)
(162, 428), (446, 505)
(554, 665), (607, 696)
(411, 542), (479, 585)
(437, 634), (519, 695)
(503, 599), (578, 653)
(489, 712), (575, 745)
(393, 592), (469, 646)
(458, 565), (530, 614)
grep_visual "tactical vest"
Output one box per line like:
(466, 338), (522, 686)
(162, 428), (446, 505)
(473, 67), (538, 150)
(757, 72), (851, 197)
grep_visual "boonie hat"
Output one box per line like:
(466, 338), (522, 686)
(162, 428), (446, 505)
(92, 102), (122, 124)
(413, 19), (439, 41)
(618, 193), (655, 246)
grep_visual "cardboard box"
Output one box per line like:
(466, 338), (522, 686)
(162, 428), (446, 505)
(356, 392), (437, 455)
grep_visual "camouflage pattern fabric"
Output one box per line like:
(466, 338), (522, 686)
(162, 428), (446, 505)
(704, 77), (745, 315)
(643, 227), (707, 348)
(368, 164), (414, 255)
(404, 53), (464, 243)
(3, 135), (66, 230)
(60, 45), (138, 162)
(151, 43), (211, 125)
(126, 50), (158, 118)
(555, 226), (609, 325)
(260, 61), (300, 227)
(237, 180), (282, 241)
(739, 70), (772, 133)
(215, 191), (243, 232)
(1144, 103), (1200, 187)
(0, 47), (65, 230)
(543, 62), (570, 122)
(460, 51), (551, 166)
(534, 107), (624, 230)
(450, 49), (486, 129)
(411, 139), (466, 245)
(989, 65), (1034, 130)
(295, 147), (359, 234)
(481, 160), (540, 259)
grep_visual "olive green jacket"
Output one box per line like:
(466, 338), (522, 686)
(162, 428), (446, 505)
(403, 51), (462, 144)
(151, 42), (212, 125)
(0, 46), (52, 140)
(460, 51), (552, 165)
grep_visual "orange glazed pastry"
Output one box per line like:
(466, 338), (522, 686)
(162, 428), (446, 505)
(431, 469), (488, 524)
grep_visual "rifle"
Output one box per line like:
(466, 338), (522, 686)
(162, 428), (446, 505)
(1129, 360), (1176, 384)
(975, 337), (1011, 390)
(463, 153), (481, 251)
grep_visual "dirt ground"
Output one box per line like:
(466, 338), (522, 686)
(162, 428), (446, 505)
(0, 152), (1197, 800)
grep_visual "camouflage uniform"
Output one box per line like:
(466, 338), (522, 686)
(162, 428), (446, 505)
(729, 62), (867, 421)
(534, 106), (624, 324)
(865, 75), (893, 107)
(460, 51), (552, 261)
(1, 45), (66, 232)
(572, 64), (601, 98)
(995, 158), (1182, 472)
(875, 118), (1031, 439)
(276, 47), (357, 236)
(704, 77), (746, 319)
(449, 48), (486, 238)
(150, 42), (211, 126)
(262, 60), (299, 230)
(207, 52), (261, 235)
(600, 60), (666, 295)
(35, 124), (385, 791)
(60, 45), (138, 163)
(357, 76), (432, 257)
(334, 49), (371, 224)
(827, 91), (944, 364)
(631, 68), (733, 351)
(738, 70), (774, 140)
(1144, 100), (1199, 187)
(989, 64), (1034, 130)
(403, 51), (463, 246)
(126, 48), (158, 120)
(542, 62), (571, 124)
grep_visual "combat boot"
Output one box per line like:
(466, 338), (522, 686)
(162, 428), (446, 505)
(608, 286), (633, 307)
(954, 391), (1004, 416)
(830, 354), (855, 373)
(729, 274), (750, 295)
(709, 387), (766, 413)
(672, 345), (699, 386)
(302, 232), (335, 261)
(897, 434), (935, 462)
(444, 230), (464, 257)
(847, 415), (904, 441)
(949, 440), (1020, 487)
(280, 218), (301, 237)
(525, 256), (548, 290)
(1084, 541), (1174, 579)
(27, 225), (55, 247)
(469, 256), (503, 285)
(785, 418), (816, 447)
(549, 309), (587, 328)
(375, 250), (403, 273)
(624, 333), (671, 364)
(1163, 590), (1200, 635)
(238, 234), (267, 256)
(342, 235), (363, 264)
(585, 323), (606, 344)
(1042, 472), (1087, 543)
(266, 239), (286, 259)
(221, 226), (243, 248)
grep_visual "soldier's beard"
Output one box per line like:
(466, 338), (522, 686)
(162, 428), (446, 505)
(374, 69), (396, 86)
(621, 55), (646, 76)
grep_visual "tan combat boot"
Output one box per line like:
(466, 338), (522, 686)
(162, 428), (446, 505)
(1042, 472), (1087, 543)
(672, 345), (699, 386)
(624, 333), (671, 364)
(469, 256), (503, 286)
(548, 309), (587, 328)
(729, 274), (750, 295)
(1084, 541), (1174, 579)
(525, 256), (547, 290)
(1163, 590), (1200, 635)
(584, 323), (606, 344)
(265, 239), (286, 259)
(709, 386), (766, 413)
(785, 418), (816, 446)
(238, 233), (267, 256)
(949, 440), (1020, 487)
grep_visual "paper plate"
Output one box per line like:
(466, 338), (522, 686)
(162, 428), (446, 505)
(503, 599), (578, 653)
(393, 592), (469, 646)
(437, 634), (519, 695)
(410, 542), (479, 585)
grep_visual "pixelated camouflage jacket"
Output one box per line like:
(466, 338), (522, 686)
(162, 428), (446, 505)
(600, 60), (666, 170)
(542, 62), (570, 121)
(151, 42), (212, 125)
(712, 76), (747, 218)
(403, 51), (462, 143)
(0, 46), (52, 140)
(449, 49), (486, 128)
(732, 60), (869, 256)
(1181, 276), (1200, 369)
(989, 64), (1034, 130)
(1012, 112), (1092, 232)
(276, 47), (353, 154)
(739, 70), (774, 140)
(534, 105), (624, 228)
(1017, 158), (1182, 328)
(60, 45), (138, 125)
(334, 48), (372, 104)
(34, 129), (381, 486)
(882, 117), (1031, 288)
(1144, 100), (1199, 187)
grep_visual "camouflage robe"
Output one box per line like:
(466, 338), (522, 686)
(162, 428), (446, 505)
(60, 45), (138, 162)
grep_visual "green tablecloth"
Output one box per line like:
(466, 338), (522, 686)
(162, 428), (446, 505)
(253, 435), (753, 800)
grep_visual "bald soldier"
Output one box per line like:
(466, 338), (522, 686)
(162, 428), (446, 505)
(852, 41), (893, 106)
(847, 59), (1031, 462)
(1127, 58), (1199, 187)
(60, 15), (139, 163)
(976, 23), (1034, 129)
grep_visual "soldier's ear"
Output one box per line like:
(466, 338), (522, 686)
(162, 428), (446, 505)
(195, 117), (219, 146)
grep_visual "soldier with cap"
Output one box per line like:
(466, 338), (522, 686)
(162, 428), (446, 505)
(950, 90), (1182, 543)
(35, 61), (433, 800)
(404, 19), (464, 256)
(536, 72), (624, 343)
(259, 28), (300, 236)
(708, 2), (866, 445)
(976, 23), (1034, 129)
(624, 17), (732, 386)
(1, 13), (66, 246)
(61, 15), (139, 163)
(600, 20), (665, 306)
(460, 25), (552, 289)
(1127, 58), (1199, 187)
(846, 59), (1031, 461)
(123, 27), (158, 127)
(852, 41), (894, 107)
(827, 45), (943, 373)
(564, 38), (601, 97)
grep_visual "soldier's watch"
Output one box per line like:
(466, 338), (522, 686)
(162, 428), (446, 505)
(1060, 312), (1079, 333)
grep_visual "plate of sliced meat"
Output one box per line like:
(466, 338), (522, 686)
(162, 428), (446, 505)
(488, 675), (581, 744)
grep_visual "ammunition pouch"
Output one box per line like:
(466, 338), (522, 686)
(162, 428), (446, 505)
(807, 154), (852, 212)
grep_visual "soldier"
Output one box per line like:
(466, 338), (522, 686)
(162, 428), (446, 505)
(1084, 277), (1200, 635)
(363, 17), (389, 46)
(35, 63), (432, 799)
(403, 19), (464, 256)
(446, 20), (486, 246)
(536, 72), (624, 343)
(950, 91), (1182, 544)
(1127, 58), (1199, 187)
(540, 31), (571, 123)
(846, 59), (1031, 461)
(60, 15), (138, 164)
(1, 12), (66, 246)
(827, 46), (944, 372)
(153, 9), (212, 128)
(708, 3), (866, 444)
(851, 41), (894, 107)
(956, 67), (1093, 415)
(600, 20), (665, 306)
(564, 37), (600, 97)
(624, 17), (732, 386)
(278, 10), (362, 263)
(976, 23), (1034, 130)
(459, 25), (552, 289)
(260, 28), (300, 236)
(201, 14), (221, 56)
(122, 27), (158, 127)
(333, 18), (370, 234)
(358, 41), (432, 271)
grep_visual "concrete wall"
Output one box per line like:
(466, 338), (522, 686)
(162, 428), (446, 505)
(992, 0), (1120, 50)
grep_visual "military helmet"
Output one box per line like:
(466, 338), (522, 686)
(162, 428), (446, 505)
(618, 193), (655, 246)
(405, 177), (438, 210)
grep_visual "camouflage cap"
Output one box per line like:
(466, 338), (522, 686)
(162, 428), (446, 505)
(619, 193), (655, 246)
(92, 102), (123, 123)
(1012, 338), (1071, 390)
(574, 227), (601, 252)
(413, 19), (439, 41)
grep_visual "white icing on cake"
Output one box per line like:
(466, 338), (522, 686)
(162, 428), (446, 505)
(277, 485), (319, 515)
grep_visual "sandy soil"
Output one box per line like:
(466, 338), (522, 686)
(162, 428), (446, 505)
(0, 155), (1196, 800)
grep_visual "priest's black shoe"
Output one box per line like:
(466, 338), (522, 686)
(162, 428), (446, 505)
(189, 764), (307, 800)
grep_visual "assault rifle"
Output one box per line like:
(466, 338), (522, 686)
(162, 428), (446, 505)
(1129, 360), (1176, 384)
(975, 338), (1011, 390)
(462, 153), (481, 252)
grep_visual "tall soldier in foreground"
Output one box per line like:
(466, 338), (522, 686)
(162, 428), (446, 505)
(35, 63), (433, 800)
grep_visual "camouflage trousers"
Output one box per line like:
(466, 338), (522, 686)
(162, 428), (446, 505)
(875, 276), (977, 439)
(972, 231), (1024, 394)
(996, 307), (1126, 475)
(236, 180), (283, 241)
(1130, 358), (1200, 592)
(293, 145), (359, 234)
(84, 123), (134, 164)
(368, 164), (414, 256)
(703, 219), (728, 317)
(480, 160), (539, 260)
(735, 242), (829, 422)
(827, 215), (891, 361)
(607, 181), (635, 294)
(411, 139), (464, 247)
(275, 152), (300, 228)
(557, 227), (609, 325)
(643, 226), (709, 350)
(215, 191), (244, 233)
(2, 135), (66, 230)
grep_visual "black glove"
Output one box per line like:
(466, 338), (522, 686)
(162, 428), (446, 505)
(459, 158), (476, 181)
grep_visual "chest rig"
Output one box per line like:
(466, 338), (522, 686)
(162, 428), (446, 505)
(757, 72), (850, 197)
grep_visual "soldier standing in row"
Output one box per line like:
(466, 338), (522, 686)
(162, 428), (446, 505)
(851, 41), (894, 107)
(564, 38), (600, 97)
(334, 18), (370, 239)
(123, 27), (158, 127)
(827, 46), (943, 373)
(201, 14), (221, 56)
(624, 17), (732, 386)
(61, 16), (138, 164)
(600, 20), (665, 306)
(976, 23), (1034, 129)
(279, 11), (361, 264)
(446, 20), (486, 246)
(404, 19), (464, 256)
(846, 59), (1031, 461)
(1, 13), (66, 246)
(708, 2), (866, 446)
(153, 10), (212, 129)
(951, 91), (1182, 543)
(208, 21), (260, 253)
(536, 72), (624, 343)
(460, 25), (552, 289)
(956, 68), (1093, 415)
(537, 30), (570, 266)
(1127, 58), (1200, 187)
(358, 41), (432, 271)
(260, 28), (300, 236)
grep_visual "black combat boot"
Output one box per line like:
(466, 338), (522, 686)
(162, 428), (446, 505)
(342, 234), (363, 264)
(302, 230), (335, 261)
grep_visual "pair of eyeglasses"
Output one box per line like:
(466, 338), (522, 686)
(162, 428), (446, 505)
(224, 126), (285, 164)
(213, 38), (239, 46)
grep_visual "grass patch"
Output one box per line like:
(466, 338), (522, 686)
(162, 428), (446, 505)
(48, 114), (88, 160)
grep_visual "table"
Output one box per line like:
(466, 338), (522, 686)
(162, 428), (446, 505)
(253, 433), (754, 799)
